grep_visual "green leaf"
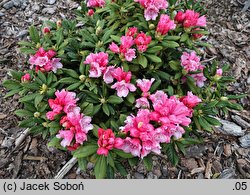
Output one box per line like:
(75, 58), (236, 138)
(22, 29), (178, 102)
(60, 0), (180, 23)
(198, 116), (212, 131)
(15, 109), (33, 117)
(78, 158), (88, 171)
(114, 161), (127, 176)
(4, 88), (22, 98)
(146, 46), (163, 53)
(19, 93), (39, 102)
(164, 144), (179, 166)
(94, 155), (107, 179)
(66, 82), (81, 90)
(164, 35), (181, 41)
(83, 103), (94, 116)
(175, 142), (186, 155)
(102, 103), (110, 116)
(113, 149), (134, 158)
(204, 116), (221, 126)
(10, 70), (23, 81)
(37, 71), (47, 83)
(73, 144), (98, 158)
(110, 35), (121, 43)
(58, 77), (79, 84)
(62, 68), (79, 78)
(107, 153), (115, 168)
(162, 41), (179, 48)
(102, 29), (114, 43)
(34, 94), (44, 108)
(180, 33), (189, 42)
(29, 26), (40, 43)
(48, 137), (61, 147)
(137, 55), (148, 68)
(143, 156), (153, 171)
(155, 70), (171, 80)
(145, 54), (162, 63)
(2, 80), (21, 90)
(169, 60), (180, 71)
(150, 79), (161, 93)
(19, 119), (36, 128)
(126, 93), (135, 104)
(19, 48), (36, 54)
(108, 95), (123, 104)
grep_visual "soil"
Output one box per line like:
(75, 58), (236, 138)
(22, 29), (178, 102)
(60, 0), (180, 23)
(0, 0), (249, 179)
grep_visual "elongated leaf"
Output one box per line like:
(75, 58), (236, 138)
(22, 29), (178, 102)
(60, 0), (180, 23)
(143, 156), (153, 171)
(162, 41), (179, 48)
(15, 109), (33, 117)
(29, 26), (40, 43)
(145, 54), (162, 63)
(34, 94), (44, 108)
(73, 144), (98, 158)
(146, 46), (163, 53)
(94, 155), (107, 179)
(137, 55), (148, 68)
(164, 144), (179, 166)
(113, 149), (134, 158)
(108, 95), (123, 104)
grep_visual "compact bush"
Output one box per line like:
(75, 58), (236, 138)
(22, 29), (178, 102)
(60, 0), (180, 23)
(3, 0), (244, 178)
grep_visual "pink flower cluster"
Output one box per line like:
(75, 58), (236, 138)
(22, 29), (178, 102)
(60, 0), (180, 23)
(109, 28), (151, 61)
(105, 67), (136, 97)
(46, 89), (93, 149)
(29, 48), (63, 73)
(156, 14), (176, 35)
(175, 10), (206, 28)
(118, 90), (201, 158)
(97, 128), (123, 156)
(84, 52), (109, 78)
(181, 51), (207, 87)
(175, 10), (207, 39)
(135, 0), (168, 21)
(87, 0), (105, 8)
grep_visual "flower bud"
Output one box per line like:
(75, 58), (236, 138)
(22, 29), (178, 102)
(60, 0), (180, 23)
(87, 9), (94, 16)
(220, 96), (228, 101)
(96, 41), (103, 48)
(95, 26), (103, 35)
(79, 75), (86, 82)
(40, 84), (48, 94)
(43, 27), (50, 34)
(149, 24), (155, 30)
(57, 20), (62, 28)
(42, 122), (49, 127)
(34, 112), (41, 118)
(100, 98), (106, 104)
(21, 73), (31, 82)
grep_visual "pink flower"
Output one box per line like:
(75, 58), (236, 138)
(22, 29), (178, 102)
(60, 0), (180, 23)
(156, 14), (176, 35)
(51, 58), (63, 73)
(46, 89), (78, 120)
(180, 91), (202, 109)
(56, 107), (93, 147)
(126, 27), (138, 37)
(120, 137), (142, 157)
(29, 48), (62, 72)
(120, 36), (134, 49)
(56, 130), (74, 147)
(135, 97), (150, 108)
(216, 68), (223, 76)
(111, 80), (136, 97)
(87, 0), (106, 7)
(134, 32), (152, 52)
(103, 66), (115, 84)
(84, 52), (109, 77)
(135, 0), (168, 21)
(89, 62), (102, 78)
(181, 51), (201, 72)
(136, 78), (155, 95)
(87, 9), (94, 16)
(111, 67), (132, 82)
(144, 5), (159, 21)
(97, 128), (124, 156)
(190, 73), (207, 87)
(196, 16), (207, 27)
(21, 73), (31, 82)
(109, 42), (120, 53)
(124, 48), (136, 62)
(174, 11), (185, 23)
(175, 10), (207, 28)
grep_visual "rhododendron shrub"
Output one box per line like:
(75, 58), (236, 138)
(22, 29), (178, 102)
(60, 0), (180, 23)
(3, 0), (244, 179)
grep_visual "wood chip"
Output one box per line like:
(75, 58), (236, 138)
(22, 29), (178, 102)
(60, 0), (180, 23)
(23, 155), (48, 162)
(205, 160), (212, 179)
(54, 157), (77, 179)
